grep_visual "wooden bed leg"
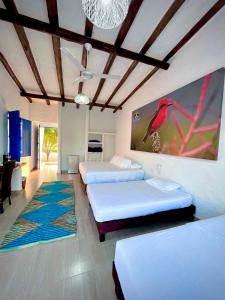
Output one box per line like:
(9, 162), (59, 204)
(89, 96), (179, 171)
(83, 184), (87, 195)
(0, 202), (3, 214)
(99, 233), (105, 242)
(112, 262), (125, 300)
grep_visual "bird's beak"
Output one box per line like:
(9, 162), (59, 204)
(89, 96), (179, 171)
(167, 103), (173, 107)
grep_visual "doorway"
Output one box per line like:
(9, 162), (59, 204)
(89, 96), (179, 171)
(38, 126), (58, 170)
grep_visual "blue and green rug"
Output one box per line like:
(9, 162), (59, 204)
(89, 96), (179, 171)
(0, 181), (76, 252)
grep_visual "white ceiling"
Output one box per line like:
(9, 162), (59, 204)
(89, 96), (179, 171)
(0, 0), (223, 109)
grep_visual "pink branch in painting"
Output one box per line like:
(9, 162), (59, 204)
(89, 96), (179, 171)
(172, 136), (177, 155)
(180, 142), (212, 157)
(172, 101), (194, 122)
(161, 143), (168, 153)
(192, 122), (220, 134)
(179, 74), (211, 155)
(171, 111), (184, 140)
(199, 135), (217, 156)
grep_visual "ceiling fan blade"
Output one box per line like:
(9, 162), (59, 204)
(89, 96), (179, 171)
(74, 76), (85, 82)
(92, 72), (121, 80)
(61, 47), (85, 72)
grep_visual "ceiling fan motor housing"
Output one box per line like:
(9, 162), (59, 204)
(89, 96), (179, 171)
(81, 70), (94, 80)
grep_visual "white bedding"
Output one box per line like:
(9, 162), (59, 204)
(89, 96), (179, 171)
(79, 161), (144, 184)
(87, 180), (192, 222)
(115, 215), (225, 300)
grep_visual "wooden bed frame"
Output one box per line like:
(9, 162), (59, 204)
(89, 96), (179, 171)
(79, 172), (87, 193)
(112, 262), (125, 300)
(80, 169), (196, 242)
(91, 204), (196, 242)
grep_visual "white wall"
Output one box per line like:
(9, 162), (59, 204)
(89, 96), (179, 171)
(59, 104), (87, 171)
(29, 101), (58, 123)
(29, 121), (38, 171)
(116, 9), (225, 219)
(0, 98), (8, 160)
(89, 107), (116, 133)
(59, 105), (117, 171)
(0, 66), (30, 119)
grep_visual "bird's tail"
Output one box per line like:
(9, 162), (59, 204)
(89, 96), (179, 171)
(143, 131), (148, 143)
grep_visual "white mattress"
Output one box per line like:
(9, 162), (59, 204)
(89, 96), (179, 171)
(79, 161), (144, 184)
(115, 215), (225, 300)
(87, 180), (192, 222)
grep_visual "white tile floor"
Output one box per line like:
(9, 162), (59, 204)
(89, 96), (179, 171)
(0, 165), (189, 300)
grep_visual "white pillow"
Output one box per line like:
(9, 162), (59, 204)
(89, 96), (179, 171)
(116, 156), (124, 167)
(110, 155), (120, 165)
(130, 162), (142, 169)
(110, 156), (124, 167)
(111, 156), (132, 168)
(119, 158), (132, 169)
(145, 177), (181, 192)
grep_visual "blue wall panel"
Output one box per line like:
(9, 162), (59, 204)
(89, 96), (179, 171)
(21, 118), (31, 157)
(9, 111), (21, 161)
(9, 111), (32, 161)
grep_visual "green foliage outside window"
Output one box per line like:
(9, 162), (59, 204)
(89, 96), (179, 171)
(42, 128), (58, 161)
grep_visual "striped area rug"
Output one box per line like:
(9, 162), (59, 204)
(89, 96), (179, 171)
(0, 181), (76, 252)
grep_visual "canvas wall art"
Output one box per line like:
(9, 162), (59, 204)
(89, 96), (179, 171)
(131, 68), (224, 160)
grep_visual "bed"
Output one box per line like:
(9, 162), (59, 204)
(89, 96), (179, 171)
(113, 215), (225, 300)
(87, 180), (195, 241)
(79, 161), (144, 186)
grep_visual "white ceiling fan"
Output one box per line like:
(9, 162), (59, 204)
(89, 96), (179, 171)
(61, 43), (121, 83)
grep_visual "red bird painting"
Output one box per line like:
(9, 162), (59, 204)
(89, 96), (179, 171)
(143, 98), (172, 143)
(132, 69), (224, 160)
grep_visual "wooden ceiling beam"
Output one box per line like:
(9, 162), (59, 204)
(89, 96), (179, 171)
(0, 52), (32, 103)
(113, 0), (225, 113)
(20, 91), (122, 110)
(89, 0), (143, 110)
(46, 0), (65, 106)
(77, 18), (93, 109)
(101, 0), (185, 111)
(0, 8), (169, 70)
(3, 0), (50, 105)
